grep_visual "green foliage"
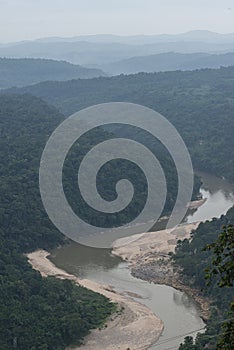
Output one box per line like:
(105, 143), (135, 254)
(179, 336), (197, 350)
(0, 257), (116, 350)
(0, 94), (65, 252)
(204, 225), (234, 288)
(174, 207), (234, 349)
(1, 93), (197, 349)
(204, 225), (234, 350)
(8, 66), (234, 182)
(0, 94), (116, 349)
(1, 64), (234, 348)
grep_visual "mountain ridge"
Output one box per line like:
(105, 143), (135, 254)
(99, 52), (234, 75)
(0, 57), (105, 88)
(1, 31), (234, 65)
(3, 30), (234, 45)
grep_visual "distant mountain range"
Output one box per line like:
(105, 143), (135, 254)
(0, 58), (105, 88)
(1, 32), (234, 86)
(1, 31), (234, 66)
(19, 30), (234, 44)
(100, 52), (234, 75)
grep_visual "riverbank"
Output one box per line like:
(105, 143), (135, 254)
(112, 222), (211, 321)
(188, 198), (207, 209)
(27, 250), (164, 350)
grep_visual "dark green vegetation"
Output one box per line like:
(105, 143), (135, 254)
(205, 225), (234, 289)
(204, 225), (234, 349)
(174, 206), (234, 349)
(0, 93), (200, 349)
(7, 66), (234, 182)
(0, 58), (105, 89)
(62, 123), (200, 229)
(1, 64), (234, 349)
(0, 95), (116, 350)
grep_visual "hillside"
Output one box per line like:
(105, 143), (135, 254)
(0, 94), (116, 350)
(173, 206), (234, 349)
(101, 52), (234, 75)
(0, 92), (203, 348)
(0, 58), (105, 88)
(7, 66), (234, 183)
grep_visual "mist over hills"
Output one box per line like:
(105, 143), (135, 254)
(1, 31), (234, 66)
(100, 52), (234, 75)
(21, 30), (234, 44)
(1, 52), (234, 88)
(0, 58), (105, 88)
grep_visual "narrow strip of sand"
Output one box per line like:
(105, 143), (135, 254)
(27, 250), (164, 350)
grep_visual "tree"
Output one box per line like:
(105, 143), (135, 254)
(179, 336), (196, 349)
(204, 225), (234, 349)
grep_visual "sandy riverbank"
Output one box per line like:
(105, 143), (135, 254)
(112, 222), (200, 262)
(112, 222), (210, 320)
(188, 198), (207, 209)
(27, 250), (164, 350)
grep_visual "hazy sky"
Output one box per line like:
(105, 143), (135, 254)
(1, 0), (234, 42)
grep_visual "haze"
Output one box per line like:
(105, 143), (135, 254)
(1, 0), (234, 43)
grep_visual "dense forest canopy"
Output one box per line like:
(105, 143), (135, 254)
(7, 66), (234, 182)
(174, 206), (234, 349)
(0, 93), (201, 348)
(0, 64), (233, 349)
(0, 94), (116, 350)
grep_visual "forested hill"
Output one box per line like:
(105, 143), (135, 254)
(7, 66), (234, 183)
(174, 206), (234, 349)
(0, 93), (201, 348)
(0, 94), (116, 350)
(0, 92), (200, 237)
(0, 58), (105, 89)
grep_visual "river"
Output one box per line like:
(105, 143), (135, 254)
(50, 172), (234, 350)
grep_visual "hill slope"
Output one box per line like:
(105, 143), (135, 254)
(174, 206), (234, 349)
(0, 58), (105, 88)
(101, 52), (234, 75)
(0, 94), (115, 350)
(7, 67), (234, 183)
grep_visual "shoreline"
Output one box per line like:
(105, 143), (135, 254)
(26, 221), (210, 349)
(27, 250), (164, 350)
(131, 261), (210, 322)
(112, 222), (211, 321)
(187, 198), (207, 209)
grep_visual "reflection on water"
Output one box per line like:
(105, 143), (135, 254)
(186, 188), (234, 223)
(51, 254), (205, 350)
(186, 172), (234, 223)
(51, 172), (234, 350)
(198, 171), (234, 196)
(173, 292), (194, 309)
(51, 243), (121, 278)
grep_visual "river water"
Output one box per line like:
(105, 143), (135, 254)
(51, 172), (234, 350)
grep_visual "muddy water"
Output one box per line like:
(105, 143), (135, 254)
(51, 173), (234, 350)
